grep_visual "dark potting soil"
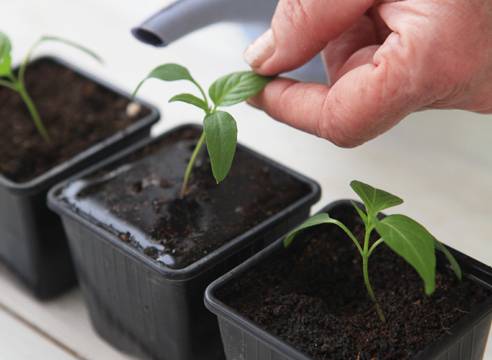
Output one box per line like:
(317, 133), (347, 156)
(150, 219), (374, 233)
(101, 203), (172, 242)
(60, 126), (311, 269)
(219, 204), (492, 360)
(0, 58), (149, 183)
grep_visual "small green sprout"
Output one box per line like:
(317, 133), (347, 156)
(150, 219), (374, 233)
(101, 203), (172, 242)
(0, 32), (102, 142)
(133, 64), (272, 197)
(284, 180), (462, 323)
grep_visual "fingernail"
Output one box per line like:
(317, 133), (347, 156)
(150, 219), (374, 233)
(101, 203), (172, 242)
(244, 29), (275, 68)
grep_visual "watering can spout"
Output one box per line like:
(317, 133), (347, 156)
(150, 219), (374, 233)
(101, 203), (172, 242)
(132, 0), (325, 82)
(132, 0), (277, 47)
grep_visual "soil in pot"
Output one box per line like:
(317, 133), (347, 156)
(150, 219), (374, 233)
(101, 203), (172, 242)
(61, 126), (312, 269)
(0, 58), (149, 183)
(218, 205), (492, 360)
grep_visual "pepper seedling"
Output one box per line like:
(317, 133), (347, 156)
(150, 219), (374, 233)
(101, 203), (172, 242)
(284, 180), (462, 323)
(133, 64), (272, 197)
(0, 32), (102, 142)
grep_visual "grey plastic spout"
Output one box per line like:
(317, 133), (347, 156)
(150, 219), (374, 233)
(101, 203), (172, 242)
(132, 0), (277, 47)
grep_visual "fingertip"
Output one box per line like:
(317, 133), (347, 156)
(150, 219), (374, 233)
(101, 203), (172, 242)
(247, 78), (334, 139)
(248, 77), (299, 107)
(243, 29), (276, 71)
(247, 76), (371, 148)
(246, 78), (286, 110)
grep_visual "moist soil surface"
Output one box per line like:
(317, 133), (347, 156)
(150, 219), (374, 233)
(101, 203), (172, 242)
(61, 126), (311, 269)
(219, 203), (492, 360)
(0, 58), (149, 183)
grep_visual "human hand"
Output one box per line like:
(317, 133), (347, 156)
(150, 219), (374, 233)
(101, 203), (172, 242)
(244, 0), (492, 147)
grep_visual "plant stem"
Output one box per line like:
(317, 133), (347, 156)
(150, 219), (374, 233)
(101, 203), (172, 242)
(18, 38), (41, 85)
(368, 238), (384, 258)
(192, 79), (209, 110)
(362, 225), (386, 323)
(362, 254), (386, 323)
(16, 81), (50, 142)
(178, 78), (210, 198)
(0, 79), (16, 91)
(180, 131), (206, 198)
(332, 220), (363, 256)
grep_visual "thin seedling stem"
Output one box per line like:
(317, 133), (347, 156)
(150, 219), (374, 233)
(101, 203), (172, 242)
(180, 132), (206, 198)
(362, 254), (386, 323)
(16, 81), (50, 142)
(362, 224), (386, 323)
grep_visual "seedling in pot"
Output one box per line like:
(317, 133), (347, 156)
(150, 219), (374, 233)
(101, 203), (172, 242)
(0, 31), (102, 142)
(285, 180), (462, 323)
(133, 64), (272, 197)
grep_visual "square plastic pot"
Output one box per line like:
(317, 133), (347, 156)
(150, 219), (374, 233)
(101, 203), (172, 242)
(0, 56), (159, 299)
(48, 124), (322, 360)
(205, 200), (492, 360)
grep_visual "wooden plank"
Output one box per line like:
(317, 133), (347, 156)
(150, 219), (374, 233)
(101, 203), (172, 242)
(0, 305), (76, 360)
(0, 265), (133, 360)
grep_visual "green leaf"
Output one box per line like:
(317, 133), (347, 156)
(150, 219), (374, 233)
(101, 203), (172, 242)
(283, 213), (363, 255)
(0, 31), (12, 76)
(133, 63), (195, 97)
(209, 71), (271, 107)
(350, 180), (403, 217)
(204, 111), (237, 183)
(284, 213), (333, 248)
(375, 214), (436, 295)
(0, 54), (11, 77)
(435, 240), (462, 281)
(169, 93), (208, 112)
(145, 63), (193, 82)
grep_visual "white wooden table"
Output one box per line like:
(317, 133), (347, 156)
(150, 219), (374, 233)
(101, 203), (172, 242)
(1, 1), (491, 359)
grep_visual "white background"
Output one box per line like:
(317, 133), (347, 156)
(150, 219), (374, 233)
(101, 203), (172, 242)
(0, 0), (491, 359)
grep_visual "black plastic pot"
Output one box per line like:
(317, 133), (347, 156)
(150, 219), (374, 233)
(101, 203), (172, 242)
(0, 56), (159, 299)
(48, 124), (321, 360)
(205, 200), (492, 360)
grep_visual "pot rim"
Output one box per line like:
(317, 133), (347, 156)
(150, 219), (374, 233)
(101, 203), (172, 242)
(0, 55), (160, 195)
(204, 200), (492, 360)
(48, 123), (322, 281)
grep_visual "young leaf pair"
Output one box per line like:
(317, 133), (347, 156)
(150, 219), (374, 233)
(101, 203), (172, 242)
(0, 32), (102, 142)
(285, 180), (462, 322)
(133, 64), (272, 197)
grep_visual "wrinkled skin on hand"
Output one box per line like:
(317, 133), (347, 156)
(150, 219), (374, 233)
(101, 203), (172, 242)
(246, 0), (492, 147)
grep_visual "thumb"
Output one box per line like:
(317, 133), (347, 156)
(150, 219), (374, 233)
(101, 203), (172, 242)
(245, 0), (374, 75)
